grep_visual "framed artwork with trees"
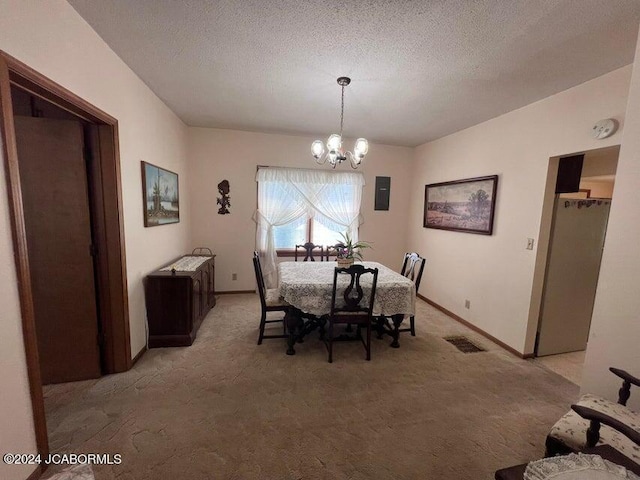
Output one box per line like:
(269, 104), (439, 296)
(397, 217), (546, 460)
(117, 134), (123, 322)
(141, 161), (180, 227)
(423, 175), (498, 235)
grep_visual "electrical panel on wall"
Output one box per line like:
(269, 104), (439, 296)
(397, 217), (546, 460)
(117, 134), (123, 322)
(374, 176), (391, 211)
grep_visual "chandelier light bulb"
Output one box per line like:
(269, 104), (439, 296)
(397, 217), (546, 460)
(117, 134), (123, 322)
(354, 138), (369, 156)
(327, 134), (342, 151)
(311, 140), (325, 159)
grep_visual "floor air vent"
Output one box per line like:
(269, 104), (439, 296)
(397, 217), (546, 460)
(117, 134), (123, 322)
(444, 336), (486, 353)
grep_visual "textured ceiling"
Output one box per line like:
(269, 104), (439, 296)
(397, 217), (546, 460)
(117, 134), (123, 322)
(68, 0), (640, 147)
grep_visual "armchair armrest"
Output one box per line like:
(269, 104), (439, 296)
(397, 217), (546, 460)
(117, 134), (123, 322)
(609, 367), (640, 406)
(610, 368), (640, 388)
(571, 404), (640, 448)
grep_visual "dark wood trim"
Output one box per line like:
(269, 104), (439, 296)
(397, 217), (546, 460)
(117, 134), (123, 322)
(3, 52), (117, 124)
(0, 54), (49, 459)
(2, 51), (131, 372)
(97, 124), (131, 371)
(217, 290), (255, 294)
(0, 50), (132, 460)
(27, 465), (42, 480)
(131, 346), (147, 366)
(417, 294), (532, 359)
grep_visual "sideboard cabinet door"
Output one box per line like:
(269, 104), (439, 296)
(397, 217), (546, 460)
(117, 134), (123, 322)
(206, 257), (216, 309)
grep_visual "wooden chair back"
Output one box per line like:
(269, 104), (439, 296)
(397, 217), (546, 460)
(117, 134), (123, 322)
(294, 242), (323, 261)
(330, 264), (379, 318)
(324, 244), (340, 261)
(400, 252), (426, 291)
(252, 251), (267, 308)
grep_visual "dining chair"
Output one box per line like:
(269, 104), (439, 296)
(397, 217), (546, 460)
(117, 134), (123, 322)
(294, 242), (323, 261)
(324, 244), (340, 261)
(325, 264), (379, 363)
(398, 252), (426, 336)
(253, 251), (289, 345)
(375, 252), (426, 338)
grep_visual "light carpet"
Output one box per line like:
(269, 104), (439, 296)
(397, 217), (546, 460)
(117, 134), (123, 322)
(43, 294), (578, 479)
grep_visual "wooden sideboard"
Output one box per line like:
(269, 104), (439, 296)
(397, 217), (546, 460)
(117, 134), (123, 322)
(145, 254), (216, 347)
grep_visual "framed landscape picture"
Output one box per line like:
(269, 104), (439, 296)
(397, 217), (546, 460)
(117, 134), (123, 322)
(141, 161), (180, 227)
(423, 175), (498, 235)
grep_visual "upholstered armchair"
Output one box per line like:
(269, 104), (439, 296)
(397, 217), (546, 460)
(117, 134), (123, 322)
(546, 367), (640, 463)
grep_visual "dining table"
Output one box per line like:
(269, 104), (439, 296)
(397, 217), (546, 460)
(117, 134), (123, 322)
(278, 261), (416, 355)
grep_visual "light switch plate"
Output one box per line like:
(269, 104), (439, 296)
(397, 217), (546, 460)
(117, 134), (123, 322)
(526, 238), (535, 250)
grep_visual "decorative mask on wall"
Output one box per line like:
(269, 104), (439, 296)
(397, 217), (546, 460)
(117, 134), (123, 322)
(217, 180), (230, 215)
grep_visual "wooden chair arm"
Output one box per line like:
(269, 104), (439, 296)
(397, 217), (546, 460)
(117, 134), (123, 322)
(610, 368), (640, 388)
(571, 404), (640, 448)
(609, 367), (640, 406)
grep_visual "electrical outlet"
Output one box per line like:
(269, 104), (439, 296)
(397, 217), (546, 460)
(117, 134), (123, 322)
(526, 238), (535, 250)
(232, 273), (237, 281)
(464, 299), (470, 309)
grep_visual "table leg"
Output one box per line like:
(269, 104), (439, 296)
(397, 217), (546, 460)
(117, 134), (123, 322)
(318, 317), (327, 340)
(375, 316), (389, 339)
(390, 314), (403, 348)
(285, 309), (302, 355)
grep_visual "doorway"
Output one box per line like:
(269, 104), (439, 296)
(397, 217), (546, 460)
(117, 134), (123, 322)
(12, 86), (104, 384)
(0, 51), (131, 460)
(535, 145), (619, 384)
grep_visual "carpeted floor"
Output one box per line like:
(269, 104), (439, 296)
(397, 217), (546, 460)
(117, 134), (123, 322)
(43, 294), (578, 479)
(534, 351), (586, 386)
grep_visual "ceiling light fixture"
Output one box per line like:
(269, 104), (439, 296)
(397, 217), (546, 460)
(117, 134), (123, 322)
(311, 77), (368, 169)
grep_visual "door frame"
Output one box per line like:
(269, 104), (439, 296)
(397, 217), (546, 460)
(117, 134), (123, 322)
(0, 51), (131, 458)
(525, 146), (620, 357)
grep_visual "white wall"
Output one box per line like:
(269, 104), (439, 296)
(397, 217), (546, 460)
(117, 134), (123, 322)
(187, 128), (414, 292)
(579, 148), (619, 199)
(0, 1), (190, 476)
(407, 66), (631, 355)
(582, 146), (620, 177)
(0, 4), (636, 477)
(582, 30), (640, 410)
(580, 179), (615, 199)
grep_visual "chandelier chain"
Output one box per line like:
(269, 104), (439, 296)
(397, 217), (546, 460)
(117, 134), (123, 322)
(340, 84), (345, 137)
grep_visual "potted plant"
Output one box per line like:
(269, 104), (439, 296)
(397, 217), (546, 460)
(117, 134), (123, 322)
(335, 232), (371, 267)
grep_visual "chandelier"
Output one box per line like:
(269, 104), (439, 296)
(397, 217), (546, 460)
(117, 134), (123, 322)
(311, 77), (368, 169)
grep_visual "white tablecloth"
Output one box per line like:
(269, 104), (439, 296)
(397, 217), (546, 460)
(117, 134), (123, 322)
(524, 453), (640, 479)
(278, 261), (415, 317)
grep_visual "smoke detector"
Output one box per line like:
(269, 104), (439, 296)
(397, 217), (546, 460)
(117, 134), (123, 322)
(592, 119), (617, 139)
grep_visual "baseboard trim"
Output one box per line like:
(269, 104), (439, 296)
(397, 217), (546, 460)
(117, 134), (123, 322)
(27, 465), (42, 480)
(417, 294), (532, 359)
(216, 290), (255, 295)
(131, 346), (146, 366)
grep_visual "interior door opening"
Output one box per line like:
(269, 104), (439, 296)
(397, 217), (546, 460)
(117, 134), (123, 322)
(12, 85), (105, 383)
(0, 51), (131, 462)
(534, 145), (619, 385)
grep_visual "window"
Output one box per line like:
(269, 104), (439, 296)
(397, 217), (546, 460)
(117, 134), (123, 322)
(256, 167), (365, 268)
(273, 216), (306, 249)
(273, 216), (346, 250)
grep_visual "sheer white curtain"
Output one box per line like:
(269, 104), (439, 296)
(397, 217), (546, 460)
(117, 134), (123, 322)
(255, 167), (365, 287)
(255, 173), (308, 288)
